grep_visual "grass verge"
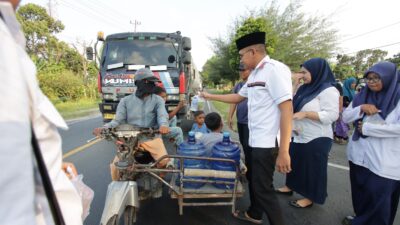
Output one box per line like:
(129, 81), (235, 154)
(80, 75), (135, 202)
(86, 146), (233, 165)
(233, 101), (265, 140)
(211, 101), (237, 131)
(55, 98), (99, 120)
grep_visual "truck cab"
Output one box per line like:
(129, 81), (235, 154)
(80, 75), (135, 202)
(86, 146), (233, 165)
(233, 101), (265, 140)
(88, 31), (197, 122)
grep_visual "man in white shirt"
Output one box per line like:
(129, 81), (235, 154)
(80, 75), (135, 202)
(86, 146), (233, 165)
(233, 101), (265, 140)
(201, 32), (292, 225)
(0, 1), (83, 224)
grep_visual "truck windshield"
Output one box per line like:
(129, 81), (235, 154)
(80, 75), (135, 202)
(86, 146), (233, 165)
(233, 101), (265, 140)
(104, 39), (177, 67)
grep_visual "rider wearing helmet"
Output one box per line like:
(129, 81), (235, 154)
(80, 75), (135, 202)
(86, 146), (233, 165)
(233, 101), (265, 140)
(93, 68), (170, 180)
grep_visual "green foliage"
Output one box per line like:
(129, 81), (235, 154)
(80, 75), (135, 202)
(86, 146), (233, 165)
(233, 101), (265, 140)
(387, 53), (400, 68)
(16, 3), (98, 104)
(266, 1), (337, 69)
(17, 3), (64, 56)
(204, 0), (338, 85)
(38, 70), (84, 101)
(228, 17), (272, 77)
(334, 49), (388, 79)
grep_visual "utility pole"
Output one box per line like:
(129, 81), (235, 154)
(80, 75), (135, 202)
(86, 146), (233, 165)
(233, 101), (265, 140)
(130, 20), (141, 32)
(48, 0), (52, 17)
(47, 0), (58, 18)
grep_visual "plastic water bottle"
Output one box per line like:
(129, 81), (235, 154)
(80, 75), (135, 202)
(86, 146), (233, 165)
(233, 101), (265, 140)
(177, 131), (207, 189)
(211, 132), (240, 189)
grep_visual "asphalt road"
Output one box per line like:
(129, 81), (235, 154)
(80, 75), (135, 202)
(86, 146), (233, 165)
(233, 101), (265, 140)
(60, 109), (400, 225)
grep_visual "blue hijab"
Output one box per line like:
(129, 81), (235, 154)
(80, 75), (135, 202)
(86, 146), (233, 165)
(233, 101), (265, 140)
(352, 61), (400, 141)
(343, 77), (356, 101)
(293, 58), (335, 113)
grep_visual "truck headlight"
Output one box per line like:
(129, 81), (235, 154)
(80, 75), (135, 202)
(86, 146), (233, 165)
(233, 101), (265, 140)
(167, 95), (180, 101)
(103, 93), (114, 100)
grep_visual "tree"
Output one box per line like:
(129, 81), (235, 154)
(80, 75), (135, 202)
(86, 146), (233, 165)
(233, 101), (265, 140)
(333, 49), (389, 80)
(17, 3), (64, 57)
(387, 53), (400, 67)
(206, 0), (339, 85)
(353, 49), (387, 74)
(266, 1), (337, 69)
(16, 3), (98, 101)
(333, 54), (356, 79)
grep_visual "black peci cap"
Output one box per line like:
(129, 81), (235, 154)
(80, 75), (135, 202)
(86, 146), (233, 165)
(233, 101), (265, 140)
(235, 32), (266, 51)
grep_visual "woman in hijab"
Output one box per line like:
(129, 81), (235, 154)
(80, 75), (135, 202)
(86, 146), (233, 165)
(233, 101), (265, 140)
(335, 77), (357, 144)
(342, 61), (400, 225)
(276, 58), (339, 208)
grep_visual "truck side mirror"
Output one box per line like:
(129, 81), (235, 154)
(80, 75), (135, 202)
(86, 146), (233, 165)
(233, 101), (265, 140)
(182, 37), (191, 51)
(182, 51), (191, 65)
(86, 47), (94, 60)
(168, 55), (176, 63)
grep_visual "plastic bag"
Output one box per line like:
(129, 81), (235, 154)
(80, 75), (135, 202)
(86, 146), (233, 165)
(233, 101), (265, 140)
(70, 174), (94, 221)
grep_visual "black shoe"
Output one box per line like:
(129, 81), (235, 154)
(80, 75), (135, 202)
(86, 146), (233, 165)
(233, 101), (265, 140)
(275, 189), (293, 196)
(342, 215), (354, 225)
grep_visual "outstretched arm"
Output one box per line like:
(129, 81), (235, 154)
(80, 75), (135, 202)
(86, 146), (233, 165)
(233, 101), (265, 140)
(200, 91), (245, 104)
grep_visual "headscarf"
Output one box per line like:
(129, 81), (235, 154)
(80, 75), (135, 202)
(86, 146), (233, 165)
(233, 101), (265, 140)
(293, 58), (336, 113)
(343, 77), (356, 101)
(352, 61), (400, 141)
(135, 79), (156, 99)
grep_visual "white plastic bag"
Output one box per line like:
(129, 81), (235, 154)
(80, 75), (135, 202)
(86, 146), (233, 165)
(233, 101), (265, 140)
(70, 174), (94, 221)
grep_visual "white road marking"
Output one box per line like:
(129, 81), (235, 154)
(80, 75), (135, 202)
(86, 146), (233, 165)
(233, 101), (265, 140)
(328, 162), (349, 171)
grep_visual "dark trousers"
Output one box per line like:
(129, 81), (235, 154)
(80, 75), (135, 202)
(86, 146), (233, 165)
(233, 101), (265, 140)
(350, 162), (400, 225)
(247, 147), (285, 225)
(237, 123), (255, 207)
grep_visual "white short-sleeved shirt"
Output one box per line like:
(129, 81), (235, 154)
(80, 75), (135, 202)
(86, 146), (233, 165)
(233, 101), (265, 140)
(239, 56), (292, 148)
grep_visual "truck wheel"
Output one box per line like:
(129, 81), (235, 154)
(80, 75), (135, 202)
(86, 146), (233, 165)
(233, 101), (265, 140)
(124, 206), (136, 225)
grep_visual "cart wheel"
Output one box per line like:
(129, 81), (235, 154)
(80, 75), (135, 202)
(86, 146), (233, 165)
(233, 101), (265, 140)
(124, 206), (136, 225)
(106, 215), (117, 225)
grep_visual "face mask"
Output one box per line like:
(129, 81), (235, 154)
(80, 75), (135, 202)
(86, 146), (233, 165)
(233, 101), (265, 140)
(135, 80), (156, 98)
(0, 2), (26, 48)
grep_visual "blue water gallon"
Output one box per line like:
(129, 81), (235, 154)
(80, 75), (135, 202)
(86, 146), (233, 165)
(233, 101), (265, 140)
(176, 131), (207, 189)
(211, 132), (240, 189)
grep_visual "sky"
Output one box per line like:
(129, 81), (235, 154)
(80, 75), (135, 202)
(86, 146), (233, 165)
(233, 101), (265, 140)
(22, 0), (400, 70)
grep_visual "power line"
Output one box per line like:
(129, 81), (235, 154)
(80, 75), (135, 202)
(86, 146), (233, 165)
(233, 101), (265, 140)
(86, 0), (132, 22)
(343, 41), (400, 55)
(58, 0), (127, 31)
(341, 20), (400, 42)
(69, 0), (128, 29)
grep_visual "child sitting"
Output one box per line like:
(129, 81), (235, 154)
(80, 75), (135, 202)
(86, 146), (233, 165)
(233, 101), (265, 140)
(198, 112), (224, 156)
(191, 110), (210, 134)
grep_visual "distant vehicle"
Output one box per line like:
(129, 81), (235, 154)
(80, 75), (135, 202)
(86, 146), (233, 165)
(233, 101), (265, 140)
(87, 31), (201, 123)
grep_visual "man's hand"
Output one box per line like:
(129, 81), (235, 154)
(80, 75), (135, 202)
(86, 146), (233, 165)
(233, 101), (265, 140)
(159, 126), (170, 134)
(361, 104), (380, 115)
(276, 151), (291, 174)
(93, 127), (104, 136)
(177, 100), (187, 109)
(199, 91), (211, 100)
(62, 162), (78, 179)
(292, 72), (303, 84)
